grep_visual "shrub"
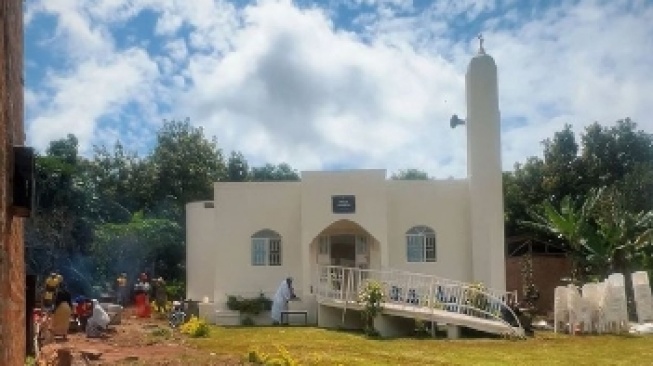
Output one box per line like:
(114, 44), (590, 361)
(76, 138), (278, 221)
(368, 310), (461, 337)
(358, 280), (385, 336)
(414, 319), (430, 338)
(180, 315), (210, 338)
(227, 293), (272, 315)
(166, 280), (186, 300)
(466, 282), (489, 316)
(150, 300), (173, 314)
(241, 316), (256, 326)
(247, 346), (299, 366)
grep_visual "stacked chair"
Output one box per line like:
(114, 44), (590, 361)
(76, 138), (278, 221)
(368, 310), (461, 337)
(581, 283), (603, 333)
(566, 284), (591, 334)
(553, 286), (569, 333)
(631, 271), (653, 324)
(554, 274), (631, 334)
(605, 274), (629, 333)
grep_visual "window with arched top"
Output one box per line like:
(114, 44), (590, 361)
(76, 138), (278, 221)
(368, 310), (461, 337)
(251, 229), (282, 266)
(406, 225), (436, 262)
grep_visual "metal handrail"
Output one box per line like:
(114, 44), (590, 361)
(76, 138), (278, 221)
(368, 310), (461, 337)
(315, 265), (525, 338)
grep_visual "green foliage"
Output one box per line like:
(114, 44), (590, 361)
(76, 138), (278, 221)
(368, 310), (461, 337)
(241, 316), (256, 326)
(26, 120), (302, 289)
(184, 326), (653, 365)
(92, 212), (183, 281)
(390, 168), (431, 180)
(521, 187), (605, 280)
(358, 280), (385, 336)
(465, 282), (489, 316)
(165, 279), (186, 300)
(506, 118), (653, 240)
(250, 163), (300, 181)
(227, 151), (250, 182)
(524, 186), (653, 281)
(246, 346), (299, 366)
(149, 118), (227, 221)
(520, 252), (539, 309)
(88, 141), (144, 222)
(226, 293), (273, 315)
(413, 319), (430, 338)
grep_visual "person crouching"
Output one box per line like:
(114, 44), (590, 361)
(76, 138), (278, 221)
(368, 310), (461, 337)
(86, 299), (111, 338)
(50, 282), (72, 341)
(74, 296), (93, 331)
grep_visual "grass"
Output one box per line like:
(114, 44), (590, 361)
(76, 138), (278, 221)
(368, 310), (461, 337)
(186, 326), (653, 365)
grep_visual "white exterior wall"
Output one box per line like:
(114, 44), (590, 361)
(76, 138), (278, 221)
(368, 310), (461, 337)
(386, 180), (471, 281)
(211, 182), (302, 306)
(186, 201), (218, 301)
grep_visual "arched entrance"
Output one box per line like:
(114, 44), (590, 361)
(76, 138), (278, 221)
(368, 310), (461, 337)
(310, 219), (380, 270)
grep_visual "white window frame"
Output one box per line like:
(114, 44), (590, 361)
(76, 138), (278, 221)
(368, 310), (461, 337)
(406, 226), (437, 262)
(251, 229), (282, 266)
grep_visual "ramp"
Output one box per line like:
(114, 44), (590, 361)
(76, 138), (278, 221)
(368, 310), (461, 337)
(315, 265), (525, 338)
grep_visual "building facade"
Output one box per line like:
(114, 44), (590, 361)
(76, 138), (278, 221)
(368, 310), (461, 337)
(187, 44), (505, 325)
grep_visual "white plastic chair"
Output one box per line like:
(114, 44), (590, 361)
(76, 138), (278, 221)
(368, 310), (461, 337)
(553, 286), (569, 333)
(632, 271), (653, 323)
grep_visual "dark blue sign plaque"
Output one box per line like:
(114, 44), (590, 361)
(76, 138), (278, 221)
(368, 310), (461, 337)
(332, 195), (355, 214)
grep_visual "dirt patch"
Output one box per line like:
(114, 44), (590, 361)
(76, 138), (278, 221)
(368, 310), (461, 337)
(36, 308), (242, 365)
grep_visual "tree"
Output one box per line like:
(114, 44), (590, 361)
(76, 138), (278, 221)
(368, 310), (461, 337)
(25, 134), (99, 294)
(86, 141), (142, 223)
(505, 119), (653, 240)
(92, 212), (184, 283)
(390, 169), (431, 180)
(540, 124), (584, 203)
(227, 151), (250, 182)
(250, 163), (300, 181)
(150, 118), (227, 218)
(504, 158), (548, 236)
(579, 119), (653, 212)
(591, 188), (653, 276)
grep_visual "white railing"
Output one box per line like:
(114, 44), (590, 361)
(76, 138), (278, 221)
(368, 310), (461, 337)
(315, 265), (524, 337)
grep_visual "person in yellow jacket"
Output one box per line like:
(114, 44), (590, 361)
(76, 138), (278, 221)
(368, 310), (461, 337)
(42, 273), (60, 310)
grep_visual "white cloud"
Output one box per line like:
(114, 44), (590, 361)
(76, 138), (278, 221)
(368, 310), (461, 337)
(24, 0), (653, 178)
(27, 48), (160, 154)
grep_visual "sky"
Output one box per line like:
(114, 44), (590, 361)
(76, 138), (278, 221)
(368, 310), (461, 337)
(24, 0), (653, 178)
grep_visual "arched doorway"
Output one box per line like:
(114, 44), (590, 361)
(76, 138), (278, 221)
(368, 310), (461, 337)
(310, 219), (379, 270)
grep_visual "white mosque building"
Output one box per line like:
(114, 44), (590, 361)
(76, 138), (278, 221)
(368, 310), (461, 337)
(186, 40), (506, 328)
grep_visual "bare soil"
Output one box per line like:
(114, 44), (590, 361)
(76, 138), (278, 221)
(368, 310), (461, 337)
(36, 307), (243, 365)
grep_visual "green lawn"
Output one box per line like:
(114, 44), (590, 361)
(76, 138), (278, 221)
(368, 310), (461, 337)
(186, 326), (653, 365)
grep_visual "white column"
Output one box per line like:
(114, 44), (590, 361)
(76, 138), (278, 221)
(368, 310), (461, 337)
(465, 48), (506, 292)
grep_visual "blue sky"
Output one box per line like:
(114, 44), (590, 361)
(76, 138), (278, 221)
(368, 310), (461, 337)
(24, 0), (653, 178)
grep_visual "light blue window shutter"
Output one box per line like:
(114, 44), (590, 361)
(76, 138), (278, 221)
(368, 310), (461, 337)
(252, 238), (267, 265)
(406, 235), (423, 262)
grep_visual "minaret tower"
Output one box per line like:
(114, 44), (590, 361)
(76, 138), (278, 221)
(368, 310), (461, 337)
(466, 35), (505, 292)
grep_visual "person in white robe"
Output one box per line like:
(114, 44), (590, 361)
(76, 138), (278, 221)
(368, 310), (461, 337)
(86, 299), (111, 338)
(271, 277), (296, 324)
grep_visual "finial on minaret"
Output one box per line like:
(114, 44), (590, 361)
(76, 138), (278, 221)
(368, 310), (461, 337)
(477, 33), (485, 54)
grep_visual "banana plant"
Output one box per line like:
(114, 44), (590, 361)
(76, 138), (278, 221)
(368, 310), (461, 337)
(592, 194), (653, 275)
(520, 187), (605, 281)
